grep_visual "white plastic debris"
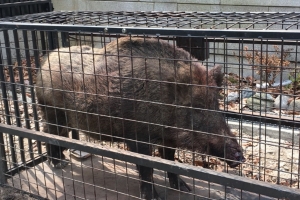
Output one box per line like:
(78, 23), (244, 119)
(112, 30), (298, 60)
(271, 80), (292, 87)
(255, 82), (269, 88)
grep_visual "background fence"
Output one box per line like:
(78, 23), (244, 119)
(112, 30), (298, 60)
(0, 0), (52, 18)
(0, 11), (300, 200)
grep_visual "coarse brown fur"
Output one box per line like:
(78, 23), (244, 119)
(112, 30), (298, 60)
(36, 37), (245, 200)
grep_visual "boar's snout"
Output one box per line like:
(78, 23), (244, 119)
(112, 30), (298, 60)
(226, 147), (246, 168)
(209, 134), (246, 168)
(235, 151), (246, 162)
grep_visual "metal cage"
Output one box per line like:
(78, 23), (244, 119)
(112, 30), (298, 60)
(0, 0), (52, 18)
(0, 11), (299, 200)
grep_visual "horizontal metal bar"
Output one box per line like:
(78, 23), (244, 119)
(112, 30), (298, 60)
(225, 111), (300, 128)
(0, 123), (300, 199)
(0, 22), (300, 39)
(209, 38), (300, 45)
(67, 32), (300, 45)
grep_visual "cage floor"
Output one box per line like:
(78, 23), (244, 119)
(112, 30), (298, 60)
(5, 151), (276, 200)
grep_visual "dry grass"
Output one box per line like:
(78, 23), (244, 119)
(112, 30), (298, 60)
(239, 45), (292, 84)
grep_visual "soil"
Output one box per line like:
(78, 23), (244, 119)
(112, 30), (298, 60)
(0, 186), (41, 200)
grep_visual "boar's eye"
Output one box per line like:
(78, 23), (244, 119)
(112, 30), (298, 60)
(229, 146), (237, 151)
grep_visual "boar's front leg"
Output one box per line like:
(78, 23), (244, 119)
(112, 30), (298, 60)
(158, 147), (191, 192)
(42, 107), (69, 168)
(128, 142), (161, 200)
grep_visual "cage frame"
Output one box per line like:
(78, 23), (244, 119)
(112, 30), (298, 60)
(0, 11), (300, 199)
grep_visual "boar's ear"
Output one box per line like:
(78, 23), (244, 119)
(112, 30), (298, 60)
(209, 65), (223, 87)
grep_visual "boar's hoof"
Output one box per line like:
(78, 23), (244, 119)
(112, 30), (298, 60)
(141, 184), (161, 200)
(141, 196), (163, 200)
(169, 176), (191, 192)
(141, 194), (163, 200)
(49, 159), (69, 169)
(141, 193), (162, 200)
(178, 179), (191, 192)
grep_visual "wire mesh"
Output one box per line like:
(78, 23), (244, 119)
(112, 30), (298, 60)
(1, 11), (300, 30)
(0, 11), (300, 200)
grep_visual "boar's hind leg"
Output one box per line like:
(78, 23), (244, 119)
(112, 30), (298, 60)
(128, 142), (161, 200)
(42, 107), (69, 168)
(158, 147), (191, 192)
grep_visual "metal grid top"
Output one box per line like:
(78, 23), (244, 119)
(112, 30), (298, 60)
(1, 11), (300, 30)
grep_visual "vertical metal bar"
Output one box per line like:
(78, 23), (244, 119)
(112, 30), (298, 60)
(3, 30), (20, 165)
(298, 135), (300, 189)
(78, 33), (88, 200)
(13, 30), (33, 155)
(257, 40), (263, 198)
(27, 1), (32, 14)
(47, 31), (59, 50)
(0, 7), (3, 18)
(223, 37), (228, 172)
(10, 2), (16, 16)
(0, 37), (11, 126)
(19, 4), (24, 16)
(3, 30), (22, 127)
(33, 2), (38, 13)
(250, 40), (255, 180)
(5, 4), (10, 17)
(22, 30), (42, 156)
(40, 31), (47, 55)
(22, 1), (29, 15)
(71, 130), (79, 140)
(90, 32), (98, 199)
(30, 31), (42, 154)
(17, 3), (21, 16)
(48, 0), (54, 12)
(37, 1), (42, 13)
(11, 29), (30, 163)
(239, 38), (244, 176)
(61, 32), (70, 47)
(0, 131), (8, 184)
(295, 41), (300, 189)
(277, 40), (284, 184)
(0, 83), (17, 170)
(27, 31), (40, 193)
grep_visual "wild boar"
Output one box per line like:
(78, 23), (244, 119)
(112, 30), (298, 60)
(36, 37), (245, 200)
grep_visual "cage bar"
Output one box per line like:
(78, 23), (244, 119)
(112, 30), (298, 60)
(0, 11), (299, 200)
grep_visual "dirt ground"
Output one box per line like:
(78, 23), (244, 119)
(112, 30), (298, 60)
(1, 149), (278, 200)
(0, 186), (41, 200)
